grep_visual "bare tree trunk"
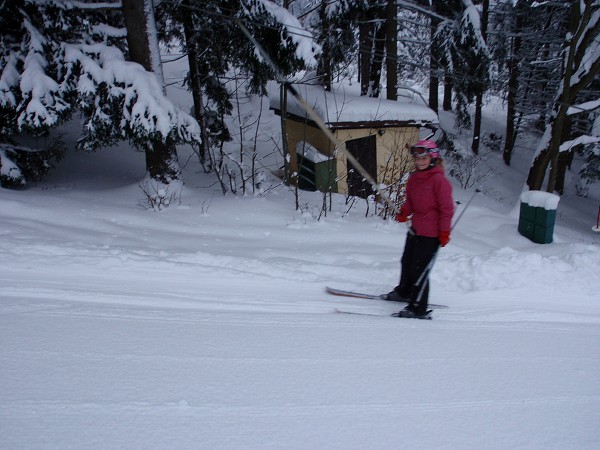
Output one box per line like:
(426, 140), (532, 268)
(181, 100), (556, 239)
(181, 1), (209, 169)
(359, 7), (385, 98)
(503, 4), (523, 166)
(280, 84), (291, 184)
(385, 0), (397, 101)
(122, 0), (181, 184)
(471, 0), (489, 155)
(443, 75), (452, 111)
(359, 22), (371, 96)
(368, 22), (386, 98)
(428, 14), (440, 111)
(317, 0), (333, 91)
(555, 150), (574, 195)
(471, 97), (483, 154)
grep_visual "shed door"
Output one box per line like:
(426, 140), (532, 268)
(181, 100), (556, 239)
(345, 135), (377, 198)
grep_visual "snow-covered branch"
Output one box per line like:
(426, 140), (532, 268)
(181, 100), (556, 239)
(559, 134), (600, 152)
(568, 2), (600, 92)
(0, 53), (20, 107)
(16, 18), (71, 128)
(91, 24), (128, 38)
(243, 0), (320, 67)
(62, 43), (199, 147)
(567, 98), (600, 115)
(67, 1), (122, 10)
(24, 0), (122, 10)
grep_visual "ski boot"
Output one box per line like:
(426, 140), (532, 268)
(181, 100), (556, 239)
(381, 289), (409, 302)
(391, 305), (432, 320)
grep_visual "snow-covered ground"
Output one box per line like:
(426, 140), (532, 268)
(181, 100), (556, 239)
(2, 51), (600, 447)
(2, 132), (600, 448)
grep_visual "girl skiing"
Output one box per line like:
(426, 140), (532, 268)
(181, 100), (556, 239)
(384, 139), (454, 319)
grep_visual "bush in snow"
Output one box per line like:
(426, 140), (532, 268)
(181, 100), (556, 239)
(138, 177), (182, 211)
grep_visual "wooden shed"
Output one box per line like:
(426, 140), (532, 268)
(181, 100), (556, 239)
(269, 83), (439, 198)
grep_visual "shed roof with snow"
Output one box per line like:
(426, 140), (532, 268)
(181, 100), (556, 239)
(268, 82), (438, 129)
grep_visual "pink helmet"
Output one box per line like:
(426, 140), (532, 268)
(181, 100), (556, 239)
(410, 139), (439, 159)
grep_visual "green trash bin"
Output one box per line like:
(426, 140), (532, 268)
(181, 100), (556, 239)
(518, 191), (560, 244)
(296, 142), (337, 193)
(315, 158), (337, 193)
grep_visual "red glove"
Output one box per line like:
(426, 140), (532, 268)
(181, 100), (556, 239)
(395, 213), (408, 223)
(438, 230), (450, 247)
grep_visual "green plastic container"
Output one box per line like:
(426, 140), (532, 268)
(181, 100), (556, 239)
(518, 191), (559, 244)
(297, 155), (337, 193)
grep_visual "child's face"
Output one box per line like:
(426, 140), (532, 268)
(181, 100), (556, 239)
(414, 155), (432, 171)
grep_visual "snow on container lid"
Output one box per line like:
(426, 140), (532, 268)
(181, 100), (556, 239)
(296, 141), (331, 163)
(520, 190), (560, 210)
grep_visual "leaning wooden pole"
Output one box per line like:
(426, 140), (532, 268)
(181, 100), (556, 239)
(235, 19), (399, 214)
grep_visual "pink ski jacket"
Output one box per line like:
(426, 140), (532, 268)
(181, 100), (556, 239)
(400, 166), (454, 237)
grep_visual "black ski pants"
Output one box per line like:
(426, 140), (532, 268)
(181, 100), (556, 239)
(395, 230), (440, 314)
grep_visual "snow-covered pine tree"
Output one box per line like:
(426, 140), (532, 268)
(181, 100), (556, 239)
(0, 0), (199, 195)
(571, 77), (600, 195)
(0, 0), (68, 187)
(395, 6), (429, 89)
(307, 0), (388, 97)
(488, 0), (600, 193)
(490, 0), (525, 166)
(576, 111), (600, 196)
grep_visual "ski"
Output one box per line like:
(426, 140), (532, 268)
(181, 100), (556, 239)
(391, 309), (433, 320)
(335, 308), (433, 319)
(326, 286), (383, 300)
(334, 308), (383, 316)
(326, 286), (447, 309)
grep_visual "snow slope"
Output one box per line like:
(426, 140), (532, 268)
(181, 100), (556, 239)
(1, 136), (600, 448)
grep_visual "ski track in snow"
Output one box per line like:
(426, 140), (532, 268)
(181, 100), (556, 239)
(2, 237), (599, 326)
(2, 295), (599, 449)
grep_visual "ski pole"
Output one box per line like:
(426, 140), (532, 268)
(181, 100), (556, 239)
(451, 189), (480, 231)
(413, 189), (480, 302)
(415, 189), (479, 287)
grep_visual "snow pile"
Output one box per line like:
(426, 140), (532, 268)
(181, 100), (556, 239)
(520, 190), (561, 210)
(297, 141), (331, 163)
